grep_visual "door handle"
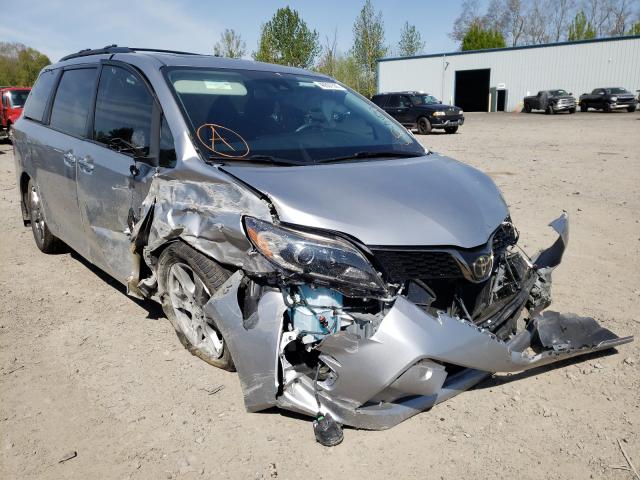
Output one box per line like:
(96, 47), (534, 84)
(77, 155), (95, 174)
(63, 151), (76, 167)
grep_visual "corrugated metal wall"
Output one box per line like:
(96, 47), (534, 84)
(377, 36), (640, 112)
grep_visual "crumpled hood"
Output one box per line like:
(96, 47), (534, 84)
(222, 154), (508, 248)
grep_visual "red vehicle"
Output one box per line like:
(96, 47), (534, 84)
(1, 87), (31, 142)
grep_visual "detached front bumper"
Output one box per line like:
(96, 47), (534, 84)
(202, 214), (633, 430)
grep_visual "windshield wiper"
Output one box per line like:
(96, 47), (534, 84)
(315, 150), (426, 164)
(208, 154), (307, 166)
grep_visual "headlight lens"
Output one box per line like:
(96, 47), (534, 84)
(432, 111), (445, 116)
(459, 109), (464, 114)
(611, 96), (618, 102)
(244, 217), (386, 292)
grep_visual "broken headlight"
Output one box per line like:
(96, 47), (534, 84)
(244, 217), (386, 293)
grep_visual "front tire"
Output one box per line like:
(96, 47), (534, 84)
(158, 242), (235, 371)
(27, 179), (63, 253)
(546, 104), (555, 115)
(417, 117), (432, 135)
(604, 103), (612, 113)
(628, 105), (636, 112)
(568, 107), (576, 114)
(580, 102), (588, 112)
(6, 124), (13, 143)
(444, 126), (458, 134)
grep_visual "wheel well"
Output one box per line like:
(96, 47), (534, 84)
(19, 172), (31, 224)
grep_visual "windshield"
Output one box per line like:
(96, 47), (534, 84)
(166, 68), (423, 164)
(549, 90), (568, 96)
(606, 87), (629, 94)
(7, 90), (30, 108)
(410, 94), (439, 105)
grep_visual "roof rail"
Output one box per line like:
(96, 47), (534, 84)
(59, 45), (202, 62)
(59, 45), (133, 61)
(129, 47), (201, 56)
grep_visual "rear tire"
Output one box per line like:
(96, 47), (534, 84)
(417, 117), (432, 135)
(580, 102), (588, 112)
(444, 126), (458, 134)
(27, 179), (63, 253)
(158, 242), (235, 371)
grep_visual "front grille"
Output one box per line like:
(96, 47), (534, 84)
(372, 249), (462, 281)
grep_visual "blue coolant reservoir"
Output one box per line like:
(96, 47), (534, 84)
(289, 286), (343, 339)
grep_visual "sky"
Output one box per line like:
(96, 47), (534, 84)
(0, 0), (486, 63)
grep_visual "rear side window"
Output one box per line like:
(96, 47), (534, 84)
(49, 68), (97, 137)
(371, 95), (388, 107)
(93, 66), (153, 155)
(23, 69), (58, 122)
(386, 95), (400, 108)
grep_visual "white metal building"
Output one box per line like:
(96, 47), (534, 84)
(377, 35), (640, 112)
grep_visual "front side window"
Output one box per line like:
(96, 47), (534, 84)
(23, 69), (58, 122)
(8, 90), (31, 108)
(166, 68), (422, 165)
(606, 87), (629, 94)
(410, 94), (439, 105)
(49, 68), (96, 137)
(93, 66), (153, 155)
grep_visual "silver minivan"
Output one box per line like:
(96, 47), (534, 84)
(13, 46), (632, 439)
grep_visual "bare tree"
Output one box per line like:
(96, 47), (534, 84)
(548, 0), (575, 41)
(524, 0), (551, 44)
(608, 0), (635, 35)
(450, 0), (484, 42)
(582, 0), (613, 36)
(503, 0), (527, 46)
(484, 0), (508, 34)
(316, 29), (339, 77)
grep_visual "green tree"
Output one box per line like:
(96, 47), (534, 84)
(461, 22), (507, 50)
(253, 7), (320, 68)
(628, 20), (640, 35)
(397, 21), (425, 56)
(351, 0), (388, 98)
(213, 29), (246, 58)
(0, 42), (50, 86)
(568, 11), (596, 41)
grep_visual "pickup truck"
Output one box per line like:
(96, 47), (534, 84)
(579, 87), (637, 113)
(523, 90), (576, 114)
(1, 87), (31, 142)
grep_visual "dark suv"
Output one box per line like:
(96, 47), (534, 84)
(371, 91), (464, 134)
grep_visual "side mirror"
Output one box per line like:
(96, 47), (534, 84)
(569, 92), (573, 96)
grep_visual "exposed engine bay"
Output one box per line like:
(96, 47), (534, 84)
(192, 211), (633, 431)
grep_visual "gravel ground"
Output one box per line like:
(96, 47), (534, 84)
(1, 111), (639, 480)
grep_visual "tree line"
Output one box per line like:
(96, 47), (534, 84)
(0, 42), (51, 87)
(454, 0), (640, 51)
(3, 0), (638, 93)
(214, 1), (423, 98)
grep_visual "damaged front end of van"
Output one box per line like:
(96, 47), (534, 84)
(129, 172), (632, 432)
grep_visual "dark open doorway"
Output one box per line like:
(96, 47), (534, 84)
(497, 90), (506, 111)
(454, 69), (490, 112)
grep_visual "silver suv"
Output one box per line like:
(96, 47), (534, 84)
(13, 46), (632, 434)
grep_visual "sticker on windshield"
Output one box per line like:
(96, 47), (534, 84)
(204, 81), (234, 90)
(313, 81), (346, 91)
